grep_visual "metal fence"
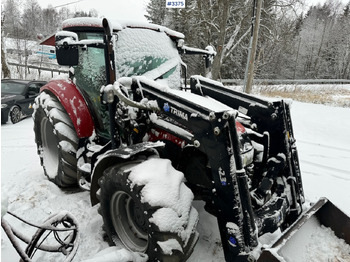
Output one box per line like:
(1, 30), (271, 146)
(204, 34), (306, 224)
(7, 62), (69, 78)
(221, 79), (350, 85)
(5, 63), (350, 85)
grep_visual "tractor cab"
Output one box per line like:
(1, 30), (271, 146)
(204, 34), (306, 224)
(52, 17), (187, 139)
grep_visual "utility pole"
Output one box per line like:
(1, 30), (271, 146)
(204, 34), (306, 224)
(243, 0), (263, 94)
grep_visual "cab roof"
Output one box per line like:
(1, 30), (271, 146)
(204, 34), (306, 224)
(40, 17), (184, 46)
(62, 17), (184, 39)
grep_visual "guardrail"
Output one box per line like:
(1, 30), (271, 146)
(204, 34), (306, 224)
(7, 62), (69, 77)
(221, 79), (350, 85)
(6, 63), (349, 85)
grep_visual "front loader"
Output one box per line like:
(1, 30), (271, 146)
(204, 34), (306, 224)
(32, 17), (350, 261)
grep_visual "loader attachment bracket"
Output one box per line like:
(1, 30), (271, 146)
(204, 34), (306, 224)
(258, 197), (350, 261)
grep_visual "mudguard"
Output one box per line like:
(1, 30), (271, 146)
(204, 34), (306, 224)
(41, 79), (94, 138)
(90, 141), (164, 206)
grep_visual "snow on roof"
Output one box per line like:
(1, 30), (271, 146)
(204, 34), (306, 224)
(63, 17), (120, 30)
(41, 17), (184, 46)
(62, 17), (184, 39)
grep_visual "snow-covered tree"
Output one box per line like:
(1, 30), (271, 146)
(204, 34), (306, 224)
(22, 0), (43, 40)
(331, 1), (350, 78)
(2, 0), (22, 38)
(41, 6), (60, 37)
(145, 0), (167, 25)
(290, 1), (348, 79)
(145, 0), (305, 80)
(256, 0), (307, 79)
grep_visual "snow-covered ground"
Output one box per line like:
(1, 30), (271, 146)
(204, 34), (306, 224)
(1, 97), (350, 261)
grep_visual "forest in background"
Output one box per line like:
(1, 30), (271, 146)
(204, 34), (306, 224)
(1, 0), (350, 80)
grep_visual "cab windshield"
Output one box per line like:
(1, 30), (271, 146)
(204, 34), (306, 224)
(114, 28), (182, 89)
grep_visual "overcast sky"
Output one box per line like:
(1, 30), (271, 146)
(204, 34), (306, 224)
(34, 0), (150, 21)
(33, 0), (349, 22)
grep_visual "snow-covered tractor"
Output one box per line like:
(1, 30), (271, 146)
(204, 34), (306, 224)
(32, 17), (336, 261)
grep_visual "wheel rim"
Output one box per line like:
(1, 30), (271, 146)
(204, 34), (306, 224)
(10, 107), (21, 123)
(110, 191), (148, 252)
(40, 117), (59, 179)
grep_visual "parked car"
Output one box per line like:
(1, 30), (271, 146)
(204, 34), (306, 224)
(1, 79), (47, 124)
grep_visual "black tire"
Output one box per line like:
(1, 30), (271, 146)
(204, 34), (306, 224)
(33, 91), (79, 187)
(10, 105), (21, 124)
(98, 159), (199, 262)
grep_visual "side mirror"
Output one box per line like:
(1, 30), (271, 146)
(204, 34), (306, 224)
(55, 31), (79, 66)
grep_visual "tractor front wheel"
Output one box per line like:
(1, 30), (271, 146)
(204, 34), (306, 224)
(98, 158), (199, 261)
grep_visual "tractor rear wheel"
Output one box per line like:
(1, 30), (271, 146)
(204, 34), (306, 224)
(33, 91), (79, 187)
(98, 158), (199, 261)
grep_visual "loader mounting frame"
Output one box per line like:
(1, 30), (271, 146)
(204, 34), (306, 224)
(110, 75), (306, 261)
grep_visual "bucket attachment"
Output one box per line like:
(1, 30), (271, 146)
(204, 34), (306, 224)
(258, 197), (350, 262)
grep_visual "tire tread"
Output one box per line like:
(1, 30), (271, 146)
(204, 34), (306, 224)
(33, 91), (79, 187)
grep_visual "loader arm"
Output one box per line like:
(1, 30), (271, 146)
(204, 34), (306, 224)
(106, 75), (304, 261)
(190, 75), (305, 223)
(129, 76), (258, 260)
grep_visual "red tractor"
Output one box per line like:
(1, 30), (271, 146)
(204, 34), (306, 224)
(33, 17), (306, 261)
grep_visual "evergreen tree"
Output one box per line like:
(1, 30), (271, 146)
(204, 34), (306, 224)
(145, 0), (167, 25)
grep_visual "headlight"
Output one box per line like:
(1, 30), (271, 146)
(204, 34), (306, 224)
(1, 104), (8, 109)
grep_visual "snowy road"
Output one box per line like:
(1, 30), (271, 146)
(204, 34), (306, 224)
(1, 100), (350, 261)
(292, 102), (350, 215)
